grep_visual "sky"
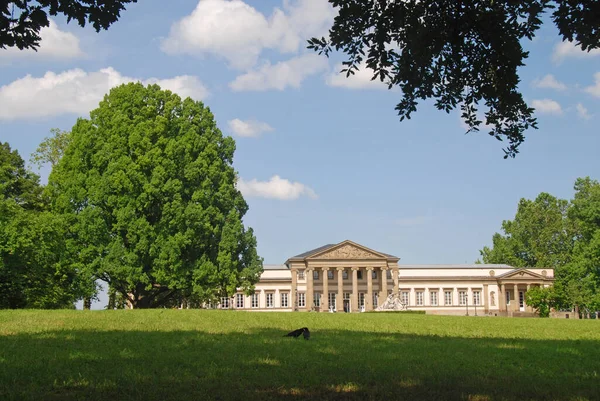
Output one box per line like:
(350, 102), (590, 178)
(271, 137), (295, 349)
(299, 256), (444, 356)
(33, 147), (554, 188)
(1, 0), (599, 309)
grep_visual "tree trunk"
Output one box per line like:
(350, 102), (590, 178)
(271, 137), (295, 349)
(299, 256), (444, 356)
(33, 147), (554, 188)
(83, 296), (92, 310)
(107, 286), (116, 310)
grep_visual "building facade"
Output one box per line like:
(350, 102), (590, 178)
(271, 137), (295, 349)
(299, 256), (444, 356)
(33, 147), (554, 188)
(225, 240), (554, 316)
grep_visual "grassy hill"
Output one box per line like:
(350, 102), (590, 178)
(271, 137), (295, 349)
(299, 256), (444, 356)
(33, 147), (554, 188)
(0, 310), (598, 400)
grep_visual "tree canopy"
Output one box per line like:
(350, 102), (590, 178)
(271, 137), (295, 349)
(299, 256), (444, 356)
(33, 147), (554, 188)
(30, 128), (72, 170)
(309, 1), (600, 158)
(48, 83), (263, 308)
(0, 142), (88, 308)
(1, 0), (137, 51)
(480, 177), (600, 314)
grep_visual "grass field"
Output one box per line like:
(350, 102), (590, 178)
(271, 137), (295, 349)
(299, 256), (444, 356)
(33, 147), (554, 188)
(0, 311), (599, 401)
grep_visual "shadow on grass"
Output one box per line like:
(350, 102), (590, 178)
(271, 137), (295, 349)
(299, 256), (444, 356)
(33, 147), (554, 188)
(0, 328), (598, 401)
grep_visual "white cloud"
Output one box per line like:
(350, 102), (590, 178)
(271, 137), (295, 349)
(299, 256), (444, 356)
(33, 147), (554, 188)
(229, 53), (328, 91)
(228, 119), (274, 137)
(584, 72), (600, 98)
(532, 99), (563, 115)
(532, 74), (567, 91)
(161, 0), (335, 69)
(0, 20), (83, 60)
(576, 103), (591, 120)
(237, 175), (317, 200)
(0, 68), (208, 120)
(326, 63), (389, 90)
(552, 40), (600, 63)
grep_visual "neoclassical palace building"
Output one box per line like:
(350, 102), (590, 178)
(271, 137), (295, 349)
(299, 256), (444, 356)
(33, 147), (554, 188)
(224, 240), (554, 316)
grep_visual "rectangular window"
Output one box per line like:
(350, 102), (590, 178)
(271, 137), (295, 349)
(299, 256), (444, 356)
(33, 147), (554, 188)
(519, 291), (524, 308)
(459, 291), (467, 306)
(373, 293), (378, 307)
(444, 291), (453, 306)
(313, 270), (319, 280)
(220, 297), (230, 309)
(473, 291), (481, 306)
(266, 293), (273, 308)
(314, 292), (321, 307)
(416, 291), (424, 306)
(251, 294), (259, 308)
(386, 270), (392, 280)
(343, 292), (350, 300)
(342, 270), (348, 280)
(357, 271), (363, 280)
(327, 270), (334, 280)
(372, 270), (377, 279)
(236, 294), (244, 309)
(359, 293), (365, 308)
(298, 293), (305, 307)
(328, 292), (336, 311)
(281, 293), (288, 308)
(430, 291), (438, 306)
(506, 291), (511, 305)
(298, 271), (304, 280)
(401, 291), (409, 305)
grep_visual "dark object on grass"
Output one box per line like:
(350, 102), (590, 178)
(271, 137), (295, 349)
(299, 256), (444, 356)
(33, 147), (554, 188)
(284, 327), (310, 340)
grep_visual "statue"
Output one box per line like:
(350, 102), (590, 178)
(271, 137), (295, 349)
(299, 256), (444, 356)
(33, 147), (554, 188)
(490, 291), (496, 306)
(375, 293), (408, 311)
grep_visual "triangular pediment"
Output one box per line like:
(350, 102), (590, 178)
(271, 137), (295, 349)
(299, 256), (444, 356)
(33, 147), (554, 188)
(308, 241), (387, 260)
(496, 268), (547, 280)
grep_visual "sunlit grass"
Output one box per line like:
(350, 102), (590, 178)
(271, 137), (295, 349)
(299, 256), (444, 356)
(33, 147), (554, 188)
(0, 310), (598, 400)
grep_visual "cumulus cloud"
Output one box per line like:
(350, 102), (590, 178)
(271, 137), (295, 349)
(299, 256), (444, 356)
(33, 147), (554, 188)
(228, 119), (274, 137)
(0, 68), (208, 120)
(229, 53), (328, 91)
(326, 63), (389, 90)
(0, 20), (83, 61)
(532, 99), (563, 115)
(576, 103), (591, 120)
(584, 72), (600, 98)
(237, 175), (317, 200)
(552, 40), (600, 63)
(532, 74), (567, 91)
(161, 0), (335, 69)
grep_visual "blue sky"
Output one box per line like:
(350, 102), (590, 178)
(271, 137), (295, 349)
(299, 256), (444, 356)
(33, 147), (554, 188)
(1, 0), (599, 286)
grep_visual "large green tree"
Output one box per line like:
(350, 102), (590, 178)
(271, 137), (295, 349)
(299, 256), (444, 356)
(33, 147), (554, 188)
(479, 192), (574, 268)
(1, 0), (137, 51)
(309, 1), (600, 158)
(481, 177), (600, 314)
(0, 142), (85, 308)
(49, 83), (263, 308)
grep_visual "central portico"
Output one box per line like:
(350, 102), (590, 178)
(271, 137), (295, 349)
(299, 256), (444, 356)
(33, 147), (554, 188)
(286, 240), (400, 312)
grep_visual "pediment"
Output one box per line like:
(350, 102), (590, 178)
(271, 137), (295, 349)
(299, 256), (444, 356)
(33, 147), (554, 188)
(497, 268), (546, 280)
(308, 242), (385, 260)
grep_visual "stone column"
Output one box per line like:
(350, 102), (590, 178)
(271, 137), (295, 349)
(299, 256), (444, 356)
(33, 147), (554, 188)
(337, 267), (344, 312)
(440, 287), (444, 306)
(499, 284), (506, 312)
(483, 284), (489, 313)
(306, 267), (314, 311)
(351, 267), (359, 312)
(454, 288), (459, 306)
(392, 267), (399, 294)
(291, 268), (297, 311)
(366, 267), (374, 311)
(380, 267), (388, 300)
(526, 283), (531, 312)
(513, 284), (519, 312)
(322, 267), (329, 312)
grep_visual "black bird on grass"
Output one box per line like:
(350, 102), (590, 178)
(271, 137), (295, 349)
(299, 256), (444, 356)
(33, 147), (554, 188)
(284, 327), (310, 340)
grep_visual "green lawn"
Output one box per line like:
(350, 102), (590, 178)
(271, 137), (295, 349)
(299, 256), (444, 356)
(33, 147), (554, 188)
(0, 311), (598, 401)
